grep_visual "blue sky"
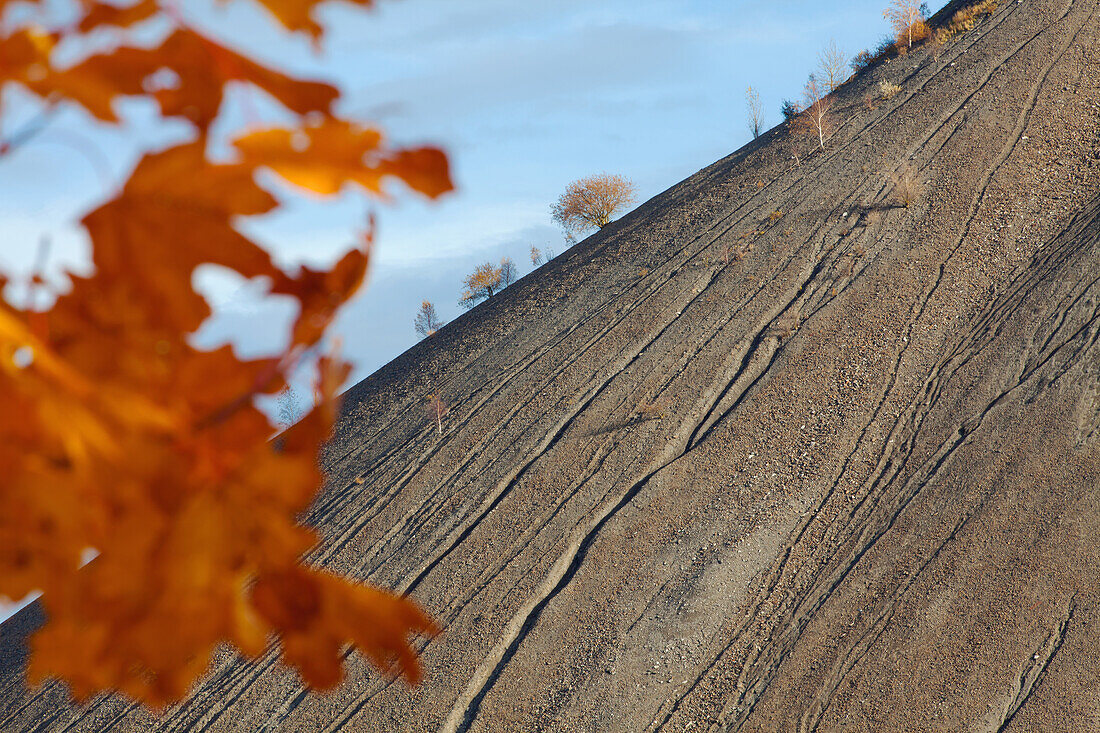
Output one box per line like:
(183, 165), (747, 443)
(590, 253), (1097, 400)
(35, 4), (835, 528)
(0, 0), (933, 619)
(1, 0), (920, 376)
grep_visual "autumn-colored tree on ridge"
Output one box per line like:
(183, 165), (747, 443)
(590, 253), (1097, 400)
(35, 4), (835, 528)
(0, 0), (451, 707)
(551, 173), (637, 240)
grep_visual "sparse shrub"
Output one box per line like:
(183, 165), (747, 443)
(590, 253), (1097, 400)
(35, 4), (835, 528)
(722, 242), (751, 266)
(767, 209), (783, 222)
(781, 99), (802, 122)
(928, 1), (997, 56)
(949, 0), (998, 33)
(551, 173), (637, 238)
(636, 400), (668, 421)
(746, 85), (765, 139)
(851, 49), (875, 73)
(890, 166), (920, 207)
(872, 35), (897, 61)
(878, 79), (902, 99)
(929, 27), (953, 56)
(414, 299), (442, 337)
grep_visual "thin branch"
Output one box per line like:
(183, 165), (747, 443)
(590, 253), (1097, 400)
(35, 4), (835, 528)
(0, 98), (60, 157)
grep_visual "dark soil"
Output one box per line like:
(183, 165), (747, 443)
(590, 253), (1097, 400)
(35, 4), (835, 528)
(3, 0), (1100, 729)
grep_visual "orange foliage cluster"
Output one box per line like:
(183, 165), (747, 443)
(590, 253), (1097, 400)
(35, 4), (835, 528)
(0, 0), (450, 707)
(933, 0), (998, 47)
(550, 173), (637, 239)
(459, 261), (506, 309)
(883, 0), (930, 53)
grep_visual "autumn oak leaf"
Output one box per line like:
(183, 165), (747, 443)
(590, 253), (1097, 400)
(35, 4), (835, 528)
(234, 119), (453, 198)
(1, 0), (448, 710)
(252, 567), (438, 689)
(15, 28), (336, 129)
(81, 140), (281, 334)
(77, 0), (161, 33)
(244, 0), (375, 41)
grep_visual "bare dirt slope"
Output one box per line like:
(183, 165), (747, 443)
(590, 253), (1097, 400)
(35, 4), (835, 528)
(3, 0), (1100, 729)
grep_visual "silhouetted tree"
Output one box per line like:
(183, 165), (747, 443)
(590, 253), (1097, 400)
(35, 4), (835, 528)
(500, 257), (517, 287)
(414, 300), (442, 338)
(781, 99), (802, 122)
(551, 173), (637, 239)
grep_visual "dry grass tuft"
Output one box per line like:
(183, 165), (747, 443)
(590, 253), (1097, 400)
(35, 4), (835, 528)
(635, 400), (668, 422)
(931, 0), (998, 52)
(878, 79), (902, 100)
(890, 166), (920, 208)
(950, 0), (998, 32)
(721, 242), (752, 266)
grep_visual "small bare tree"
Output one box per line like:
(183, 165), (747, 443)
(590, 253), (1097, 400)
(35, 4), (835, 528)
(817, 40), (847, 92)
(530, 246), (544, 266)
(275, 385), (303, 429)
(800, 74), (834, 151)
(426, 393), (449, 435)
(551, 173), (637, 239)
(414, 300), (442, 338)
(746, 86), (764, 139)
(499, 256), (517, 287)
(884, 0), (928, 53)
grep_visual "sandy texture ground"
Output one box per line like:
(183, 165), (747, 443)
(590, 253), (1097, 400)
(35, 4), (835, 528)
(3, 0), (1100, 729)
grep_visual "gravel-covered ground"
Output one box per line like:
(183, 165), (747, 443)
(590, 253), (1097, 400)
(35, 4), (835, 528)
(3, 0), (1100, 729)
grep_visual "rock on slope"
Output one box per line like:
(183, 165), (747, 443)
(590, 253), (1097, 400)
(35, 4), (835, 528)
(3, 0), (1100, 729)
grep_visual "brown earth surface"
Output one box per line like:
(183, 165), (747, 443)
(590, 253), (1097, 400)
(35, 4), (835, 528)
(3, 0), (1100, 729)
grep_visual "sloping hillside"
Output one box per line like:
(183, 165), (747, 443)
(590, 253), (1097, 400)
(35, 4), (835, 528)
(3, 0), (1100, 729)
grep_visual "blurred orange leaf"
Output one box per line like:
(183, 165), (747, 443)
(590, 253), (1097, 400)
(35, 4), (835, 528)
(13, 28), (337, 129)
(0, 0), (447, 710)
(234, 118), (452, 198)
(77, 0), (160, 33)
(246, 0), (375, 40)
